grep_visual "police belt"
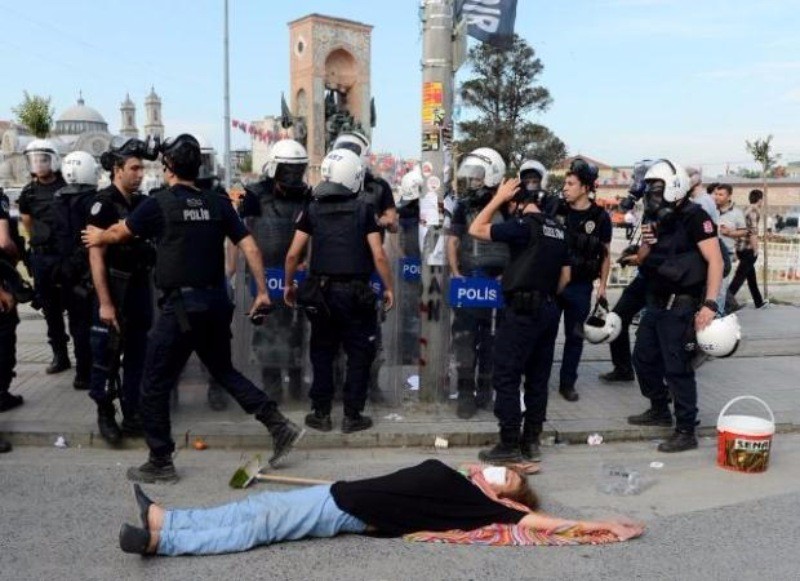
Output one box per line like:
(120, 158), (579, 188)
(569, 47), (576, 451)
(646, 293), (699, 311)
(505, 289), (553, 313)
(161, 285), (220, 333)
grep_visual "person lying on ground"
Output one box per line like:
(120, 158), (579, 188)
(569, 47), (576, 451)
(119, 459), (644, 556)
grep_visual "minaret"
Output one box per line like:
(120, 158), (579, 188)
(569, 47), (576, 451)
(119, 93), (138, 138)
(144, 86), (164, 140)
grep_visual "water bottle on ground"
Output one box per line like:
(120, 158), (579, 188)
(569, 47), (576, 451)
(597, 463), (643, 496)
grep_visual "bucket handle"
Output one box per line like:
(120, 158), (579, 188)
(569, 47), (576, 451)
(717, 395), (775, 427)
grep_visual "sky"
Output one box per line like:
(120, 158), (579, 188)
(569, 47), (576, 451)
(1, 0), (798, 176)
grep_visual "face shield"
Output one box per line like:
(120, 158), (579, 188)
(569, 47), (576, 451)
(456, 163), (487, 197)
(519, 169), (543, 192)
(334, 141), (363, 158)
(274, 162), (308, 196)
(198, 152), (216, 181)
(26, 151), (56, 176)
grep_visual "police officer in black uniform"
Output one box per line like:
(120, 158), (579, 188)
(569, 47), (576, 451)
(83, 134), (303, 482)
(51, 151), (100, 390)
(240, 139), (311, 404)
(18, 139), (71, 374)
(284, 148), (395, 434)
(87, 137), (156, 443)
(468, 177), (571, 464)
(1, 187), (26, 421)
(627, 160), (723, 453)
(557, 158), (612, 402)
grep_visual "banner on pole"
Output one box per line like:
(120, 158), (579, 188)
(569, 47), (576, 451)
(455, 0), (518, 49)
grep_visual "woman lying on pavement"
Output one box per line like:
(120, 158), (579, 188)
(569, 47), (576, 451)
(120, 459), (644, 555)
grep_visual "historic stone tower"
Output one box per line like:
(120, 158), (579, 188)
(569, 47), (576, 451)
(119, 93), (138, 138)
(144, 86), (164, 140)
(288, 14), (373, 179)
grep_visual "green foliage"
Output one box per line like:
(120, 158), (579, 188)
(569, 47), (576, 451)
(746, 135), (781, 176)
(456, 34), (566, 173)
(239, 151), (253, 173)
(12, 92), (54, 138)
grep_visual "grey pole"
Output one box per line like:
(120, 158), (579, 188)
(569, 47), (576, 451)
(419, 0), (455, 403)
(223, 0), (232, 189)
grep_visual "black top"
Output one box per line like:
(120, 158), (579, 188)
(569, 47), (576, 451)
(0, 192), (10, 222)
(330, 460), (528, 536)
(17, 176), (67, 248)
(363, 172), (396, 215)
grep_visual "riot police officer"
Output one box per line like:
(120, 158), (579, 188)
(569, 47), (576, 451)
(87, 137), (157, 443)
(468, 177), (571, 464)
(18, 139), (70, 374)
(627, 160), (723, 452)
(396, 167), (424, 364)
(240, 139), (311, 404)
(447, 147), (509, 419)
(557, 158), (611, 402)
(51, 151), (99, 389)
(1, 187), (25, 419)
(332, 131), (397, 402)
(83, 134), (303, 482)
(284, 149), (395, 434)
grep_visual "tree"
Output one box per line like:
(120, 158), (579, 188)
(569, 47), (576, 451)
(456, 34), (566, 172)
(12, 92), (54, 138)
(238, 151), (253, 174)
(745, 135), (781, 300)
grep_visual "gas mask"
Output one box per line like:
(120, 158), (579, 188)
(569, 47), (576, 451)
(275, 163), (309, 198)
(642, 179), (675, 223)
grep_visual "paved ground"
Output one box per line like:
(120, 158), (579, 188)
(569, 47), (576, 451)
(2, 294), (798, 452)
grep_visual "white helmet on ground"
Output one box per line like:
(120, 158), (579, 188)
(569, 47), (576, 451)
(24, 138), (61, 174)
(61, 151), (99, 186)
(332, 131), (370, 163)
(519, 159), (549, 190)
(315, 148), (364, 198)
(644, 159), (691, 203)
(457, 147), (506, 192)
(399, 167), (423, 204)
(696, 313), (741, 358)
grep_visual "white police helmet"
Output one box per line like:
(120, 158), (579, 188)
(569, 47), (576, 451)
(457, 147), (506, 191)
(583, 311), (623, 344)
(696, 313), (741, 358)
(315, 148), (364, 198)
(24, 138), (61, 174)
(264, 139), (308, 178)
(61, 151), (99, 186)
(644, 159), (691, 203)
(332, 131), (370, 163)
(519, 159), (549, 190)
(399, 167), (424, 204)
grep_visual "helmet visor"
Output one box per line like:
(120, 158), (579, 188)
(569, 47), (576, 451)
(275, 163), (307, 188)
(520, 169), (542, 191)
(25, 152), (54, 175)
(456, 164), (486, 193)
(110, 136), (147, 159)
(335, 141), (363, 157)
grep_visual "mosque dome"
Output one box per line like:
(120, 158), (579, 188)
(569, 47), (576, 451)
(54, 95), (109, 136)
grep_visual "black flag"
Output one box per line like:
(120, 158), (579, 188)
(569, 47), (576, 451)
(455, 0), (518, 49)
(280, 93), (293, 129)
(370, 97), (377, 128)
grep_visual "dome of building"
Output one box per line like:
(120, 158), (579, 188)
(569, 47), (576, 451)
(54, 95), (109, 136)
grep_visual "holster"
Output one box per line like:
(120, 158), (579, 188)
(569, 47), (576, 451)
(296, 275), (330, 319)
(507, 290), (547, 315)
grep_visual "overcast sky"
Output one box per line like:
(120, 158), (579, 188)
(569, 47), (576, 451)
(1, 0), (798, 176)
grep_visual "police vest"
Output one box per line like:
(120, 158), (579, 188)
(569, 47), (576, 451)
(153, 186), (225, 289)
(566, 203), (606, 282)
(642, 204), (708, 296)
(95, 187), (156, 276)
(52, 184), (96, 285)
(247, 179), (307, 267)
(21, 175), (67, 248)
(458, 202), (510, 274)
(308, 197), (374, 277)
(398, 202), (421, 259)
(502, 213), (568, 297)
(0, 193), (24, 264)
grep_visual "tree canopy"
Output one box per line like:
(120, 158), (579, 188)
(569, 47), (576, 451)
(12, 92), (54, 138)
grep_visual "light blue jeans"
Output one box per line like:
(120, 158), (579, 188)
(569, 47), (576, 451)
(157, 485), (367, 556)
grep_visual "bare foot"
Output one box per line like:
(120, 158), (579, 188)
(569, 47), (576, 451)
(148, 505), (165, 532)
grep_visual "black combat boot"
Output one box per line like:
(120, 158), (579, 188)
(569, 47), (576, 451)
(342, 411), (373, 434)
(126, 455), (179, 484)
(658, 429), (698, 453)
(479, 429), (523, 464)
(520, 423), (542, 462)
(305, 409), (333, 432)
(456, 378), (477, 419)
(97, 400), (122, 445)
(256, 406), (305, 467)
(46, 345), (71, 375)
(598, 367), (635, 382)
(559, 383), (579, 402)
(627, 400), (672, 427)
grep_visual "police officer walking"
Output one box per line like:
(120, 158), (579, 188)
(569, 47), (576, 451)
(240, 139), (311, 404)
(83, 134), (303, 482)
(87, 137), (156, 443)
(396, 167), (424, 364)
(284, 149), (394, 434)
(50, 151), (100, 390)
(1, 187), (26, 419)
(447, 148), (510, 419)
(558, 158), (612, 402)
(627, 160), (723, 452)
(468, 177), (571, 464)
(18, 139), (71, 374)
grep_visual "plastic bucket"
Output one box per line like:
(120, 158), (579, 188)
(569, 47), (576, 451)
(716, 396), (775, 473)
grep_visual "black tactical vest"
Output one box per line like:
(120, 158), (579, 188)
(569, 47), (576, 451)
(0, 193), (24, 263)
(458, 202), (510, 275)
(21, 175), (67, 248)
(502, 213), (568, 297)
(247, 179), (307, 267)
(398, 201), (421, 259)
(566, 203), (607, 282)
(361, 173), (387, 213)
(153, 186), (225, 289)
(52, 184), (96, 283)
(308, 197), (374, 277)
(95, 186), (156, 275)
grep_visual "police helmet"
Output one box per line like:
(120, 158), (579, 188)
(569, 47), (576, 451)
(696, 313), (741, 358)
(100, 136), (152, 172)
(24, 138), (61, 175)
(399, 167), (423, 205)
(457, 147), (506, 196)
(161, 134), (202, 180)
(644, 159), (690, 204)
(332, 131), (370, 163)
(314, 148), (364, 199)
(61, 151), (99, 186)
(265, 139), (308, 193)
(583, 300), (623, 344)
(567, 158), (599, 191)
(519, 159), (549, 190)
(628, 159), (654, 198)
(194, 135), (218, 183)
